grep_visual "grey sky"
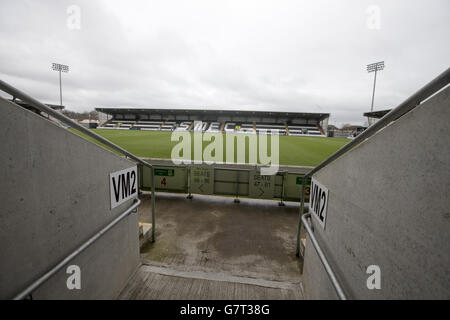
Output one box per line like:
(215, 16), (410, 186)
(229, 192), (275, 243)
(0, 0), (449, 126)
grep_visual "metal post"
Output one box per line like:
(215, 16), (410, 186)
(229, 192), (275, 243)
(186, 166), (193, 199)
(234, 170), (240, 203)
(370, 68), (378, 112)
(59, 69), (62, 106)
(52, 63), (68, 106)
(278, 172), (286, 206)
(151, 167), (156, 242)
(296, 175), (307, 257)
(367, 61), (384, 112)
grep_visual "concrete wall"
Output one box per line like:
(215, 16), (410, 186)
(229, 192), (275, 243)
(302, 87), (450, 299)
(0, 98), (140, 299)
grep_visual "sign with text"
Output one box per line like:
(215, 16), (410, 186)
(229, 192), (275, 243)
(249, 171), (275, 199)
(155, 167), (177, 190)
(309, 177), (329, 229)
(155, 168), (175, 176)
(110, 166), (138, 209)
(190, 167), (214, 195)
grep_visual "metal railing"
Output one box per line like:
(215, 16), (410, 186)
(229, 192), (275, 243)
(0, 79), (156, 243)
(0, 79), (159, 299)
(296, 67), (449, 257)
(295, 67), (450, 298)
(301, 213), (347, 300)
(13, 199), (141, 300)
(148, 164), (292, 203)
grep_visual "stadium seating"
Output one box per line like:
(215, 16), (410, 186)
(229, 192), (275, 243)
(160, 121), (176, 131)
(206, 122), (221, 132)
(288, 125), (322, 136)
(224, 122), (235, 133)
(255, 123), (287, 135)
(192, 121), (208, 132)
(102, 120), (135, 129)
(174, 121), (192, 131)
(134, 121), (163, 130)
(99, 119), (325, 136)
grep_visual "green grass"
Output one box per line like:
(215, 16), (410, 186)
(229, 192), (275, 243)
(71, 128), (349, 167)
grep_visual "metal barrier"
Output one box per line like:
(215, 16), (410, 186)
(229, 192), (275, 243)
(138, 161), (309, 203)
(0, 79), (157, 243)
(213, 167), (250, 202)
(301, 213), (347, 300)
(13, 199), (141, 300)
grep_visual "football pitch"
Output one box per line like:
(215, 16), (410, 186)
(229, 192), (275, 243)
(73, 128), (349, 167)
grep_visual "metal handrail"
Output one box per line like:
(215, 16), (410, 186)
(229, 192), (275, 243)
(0, 79), (152, 169)
(0, 79), (156, 242)
(13, 199), (141, 300)
(301, 214), (347, 300)
(294, 67), (450, 298)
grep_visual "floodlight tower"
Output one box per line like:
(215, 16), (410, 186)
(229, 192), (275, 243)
(366, 61), (384, 112)
(52, 63), (69, 106)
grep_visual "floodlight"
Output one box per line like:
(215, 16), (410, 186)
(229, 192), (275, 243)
(366, 61), (385, 112)
(52, 63), (70, 106)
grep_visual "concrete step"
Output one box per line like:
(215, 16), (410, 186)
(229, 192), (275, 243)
(119, 262), (304, 300)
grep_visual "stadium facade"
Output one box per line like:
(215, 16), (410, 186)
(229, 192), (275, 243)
(96, 108), (330, 136)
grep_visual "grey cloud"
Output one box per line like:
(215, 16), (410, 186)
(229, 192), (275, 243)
(0, 0), (449, 126)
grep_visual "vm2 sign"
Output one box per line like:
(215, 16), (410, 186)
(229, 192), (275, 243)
(110, 166), (138, 209)
(309, 177), (329, 229)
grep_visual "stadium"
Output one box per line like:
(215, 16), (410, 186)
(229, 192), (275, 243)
(95, 108), (329, 136)
(1, 1), (450, 309)
(65, 108), (349, 167)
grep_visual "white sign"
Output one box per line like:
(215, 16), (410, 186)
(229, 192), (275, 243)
(110, 166), (138, 209)
(309, 177), (329, 229)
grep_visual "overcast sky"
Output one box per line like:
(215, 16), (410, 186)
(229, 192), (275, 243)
(0, 0), (449, 125)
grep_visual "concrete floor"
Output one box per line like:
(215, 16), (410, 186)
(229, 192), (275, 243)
(119, 192), (304, 299)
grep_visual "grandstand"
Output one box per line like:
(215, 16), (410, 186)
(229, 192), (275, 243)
(95, 108), (329, 136)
